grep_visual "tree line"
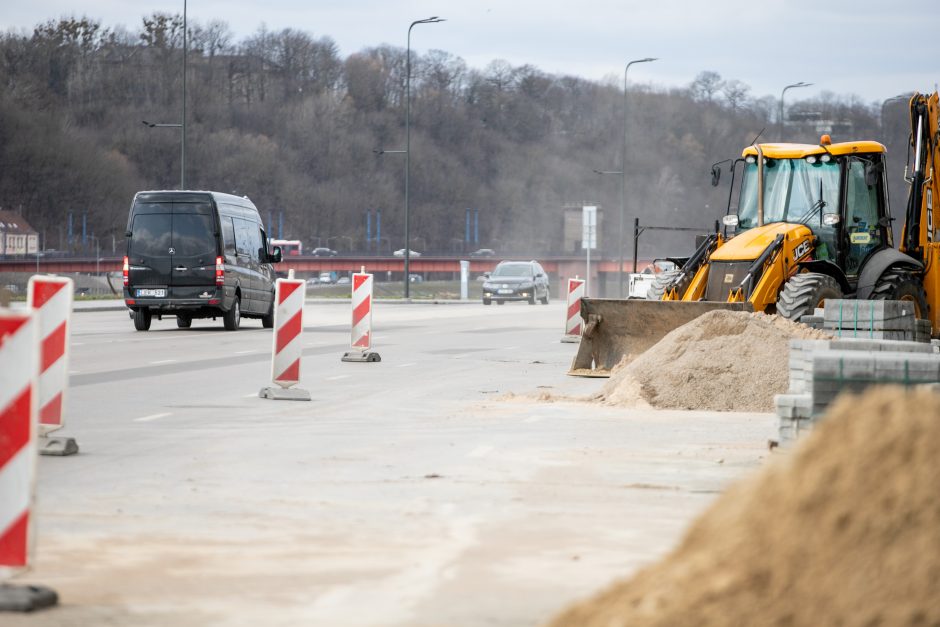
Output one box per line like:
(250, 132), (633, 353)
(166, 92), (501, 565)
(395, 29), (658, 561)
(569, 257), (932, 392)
(0, 15), (913, 258)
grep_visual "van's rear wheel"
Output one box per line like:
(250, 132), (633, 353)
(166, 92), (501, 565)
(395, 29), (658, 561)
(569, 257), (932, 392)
(133, 308), (152, 331)
(261, 302), (275, 329)
(176, 314), (192, 329)
(776, 272), (842, 321)
(223, 297), (241, 331)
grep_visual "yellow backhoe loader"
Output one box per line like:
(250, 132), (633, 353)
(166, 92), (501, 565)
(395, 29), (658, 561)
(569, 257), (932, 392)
(570, 91), (940, 376)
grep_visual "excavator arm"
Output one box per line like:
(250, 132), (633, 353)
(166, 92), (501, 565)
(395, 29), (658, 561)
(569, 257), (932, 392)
(901, 92), (940, 333)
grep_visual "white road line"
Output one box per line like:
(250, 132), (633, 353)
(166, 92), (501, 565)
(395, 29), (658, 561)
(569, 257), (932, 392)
(244, 392), (260, 398)
(467, 445), (494, 458)
(523, 416), (542, 424)
(234, 350), (256, 354)
(149, 359), (177, 365)
(325, 375), (350, 381)
(71, 342), (84, 346)
(503, 346), (519, 351)
(396, 362), (417, 368)
(68, 370), (81, 375)
(134, 412), (172, 423)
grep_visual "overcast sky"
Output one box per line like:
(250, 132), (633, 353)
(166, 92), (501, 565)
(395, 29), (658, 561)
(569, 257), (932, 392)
(3, 1), (937, 104)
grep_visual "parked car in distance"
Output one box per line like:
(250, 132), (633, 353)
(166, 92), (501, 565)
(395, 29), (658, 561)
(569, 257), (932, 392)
(481, 260), (550, 306)
(336, 276), (351, 285)
(408, 273), (423, 283)
(469, 248), (496, 257)
(393, 248), (421, 257)
(306, 277), (320, 286)
(319, 271), (337, 284)
(312, 247), (337, 257)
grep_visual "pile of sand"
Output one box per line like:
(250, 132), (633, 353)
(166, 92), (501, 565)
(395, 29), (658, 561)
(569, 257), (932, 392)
(549, 386), (940, 627)
(597, 310), (828, 412)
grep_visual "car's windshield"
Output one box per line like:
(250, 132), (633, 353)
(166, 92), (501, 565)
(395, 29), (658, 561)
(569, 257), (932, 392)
(738, 157), (840, 229)
(492, 263), (533, 278)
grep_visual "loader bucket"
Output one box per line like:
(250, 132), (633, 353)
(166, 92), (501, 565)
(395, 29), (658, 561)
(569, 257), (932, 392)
(568, 299), (754, 377)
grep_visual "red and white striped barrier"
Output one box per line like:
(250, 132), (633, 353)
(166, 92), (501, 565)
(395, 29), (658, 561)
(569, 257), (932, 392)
(27, 277), (78, 456)
(561, 278), (586, 343)
(342, 270), (380, 362)
(259, 277), (310, 401)
(0, 309), (38, 578)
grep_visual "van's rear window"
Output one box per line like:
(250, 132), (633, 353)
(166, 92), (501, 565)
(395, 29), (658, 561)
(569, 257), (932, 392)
(130, 213), (215, 258)
(172, 214), (215, 257)
(130, 214), (172, 257)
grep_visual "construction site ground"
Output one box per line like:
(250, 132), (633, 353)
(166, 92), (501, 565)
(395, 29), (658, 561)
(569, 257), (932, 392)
(8, 302), (774, 626)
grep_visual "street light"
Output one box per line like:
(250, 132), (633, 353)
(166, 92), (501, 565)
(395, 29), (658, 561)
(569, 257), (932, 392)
(141, 0), (187, 188)
(404, 16), (445, 299)
(779, 81), (812, 140)
(880, 94), (908, 142)
(609, 57), (657, 297)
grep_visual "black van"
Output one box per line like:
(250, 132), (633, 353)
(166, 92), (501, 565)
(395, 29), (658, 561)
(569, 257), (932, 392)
(123, 191), (282, 331)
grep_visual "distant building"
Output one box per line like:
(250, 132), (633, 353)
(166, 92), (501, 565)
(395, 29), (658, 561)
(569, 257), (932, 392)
(0, 209), (39, 256)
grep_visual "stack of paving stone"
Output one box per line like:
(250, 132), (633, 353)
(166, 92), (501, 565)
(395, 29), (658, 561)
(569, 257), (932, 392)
(799, 298), (931, 342)
(776, 300), (940, 446)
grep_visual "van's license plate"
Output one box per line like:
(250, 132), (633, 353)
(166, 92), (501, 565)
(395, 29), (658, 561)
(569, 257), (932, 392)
(137, 288), (166, 297)
(498, 289), (513, 294)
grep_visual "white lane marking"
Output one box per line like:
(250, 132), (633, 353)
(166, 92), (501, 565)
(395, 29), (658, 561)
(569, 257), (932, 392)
(149, 359), (177, 365)
(234, 350), (256, 354)
(325, 375), (350, 381)
(69, 370), (81, 375)
(244, 392), (260, 398)
(72, 342), (84, 346)
(503, 346), (519, 351)
(396, 362), (417, 368)
(523, 416), (542, 424)
(467, 445), (494, 458)
(134, 412), (172, 423)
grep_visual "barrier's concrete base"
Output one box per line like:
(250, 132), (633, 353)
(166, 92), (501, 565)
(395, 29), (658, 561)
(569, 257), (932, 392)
(38, 436), (79, 457)
(259, 386), (311, 401)
(341, 351), (381, 363)
(0, 583), (59, 612)
(560, 335), (580, 343)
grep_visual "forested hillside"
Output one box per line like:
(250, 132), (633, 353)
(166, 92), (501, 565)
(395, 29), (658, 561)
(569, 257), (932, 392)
(0, 15), (909, 257)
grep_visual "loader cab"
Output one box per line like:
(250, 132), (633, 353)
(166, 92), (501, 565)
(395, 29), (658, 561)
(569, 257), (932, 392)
(731, 140), (891, 280)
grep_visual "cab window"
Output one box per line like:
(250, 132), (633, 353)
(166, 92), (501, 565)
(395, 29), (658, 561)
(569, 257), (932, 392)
(844, 158), (883, 274)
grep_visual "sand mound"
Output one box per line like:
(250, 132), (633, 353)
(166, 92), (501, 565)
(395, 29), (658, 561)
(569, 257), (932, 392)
(597, 310), (828, 412)
(549, 386), (940, 627)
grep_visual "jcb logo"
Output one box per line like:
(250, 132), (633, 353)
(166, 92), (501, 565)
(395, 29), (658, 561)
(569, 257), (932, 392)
(723, 273), (734, 283)
(928, 189), (934, 243)
(793, 240), (811, 261)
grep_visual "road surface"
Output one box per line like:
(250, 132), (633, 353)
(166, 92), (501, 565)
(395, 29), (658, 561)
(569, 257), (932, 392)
(8, 300), (775, 626)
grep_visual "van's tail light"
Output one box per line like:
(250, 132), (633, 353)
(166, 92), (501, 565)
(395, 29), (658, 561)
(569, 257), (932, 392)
(123, 256), (129, 286)
(215, 256), (224, 286)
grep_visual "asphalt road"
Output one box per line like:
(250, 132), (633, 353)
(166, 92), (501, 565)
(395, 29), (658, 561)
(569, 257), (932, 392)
(9, 300), (775, 627)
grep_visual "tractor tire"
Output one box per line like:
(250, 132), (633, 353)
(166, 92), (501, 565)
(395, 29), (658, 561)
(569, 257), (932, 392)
(645, 270), (683, 301)
(870, 269), (929, 320)
(776, 272), (843, 321)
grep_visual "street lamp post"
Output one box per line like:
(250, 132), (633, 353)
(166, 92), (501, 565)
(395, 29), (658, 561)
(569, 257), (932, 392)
(404, 16), (444, 299)
(880, 94), (908, 142)
(779, 81), (812, 141)
(141, 0), (187, 189)
(621, 57), (657, 298)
